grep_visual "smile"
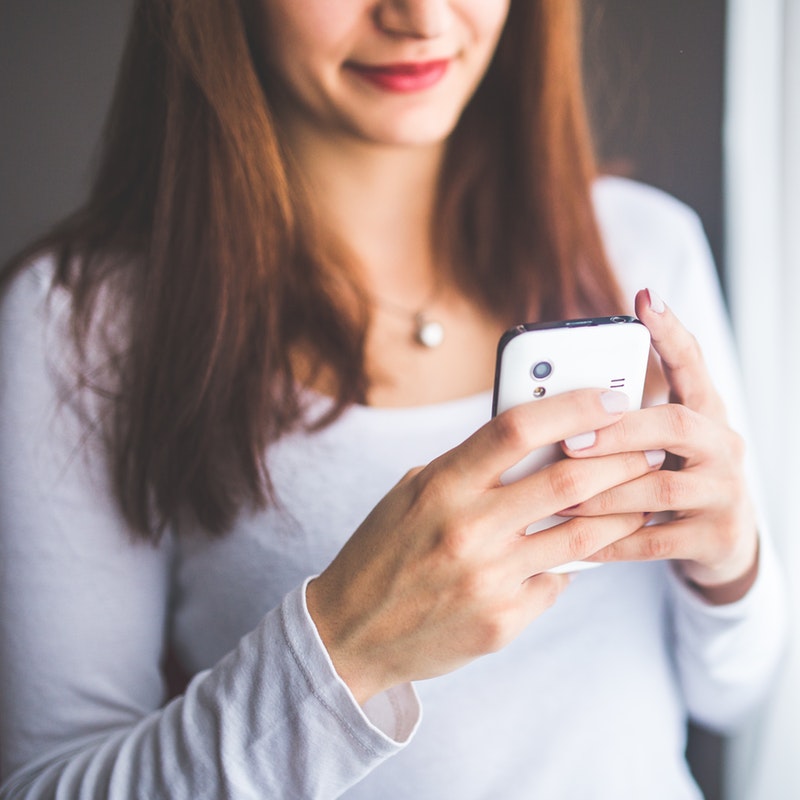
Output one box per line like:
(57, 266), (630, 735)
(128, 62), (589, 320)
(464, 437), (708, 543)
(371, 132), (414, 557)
(344, 59), (451, 93)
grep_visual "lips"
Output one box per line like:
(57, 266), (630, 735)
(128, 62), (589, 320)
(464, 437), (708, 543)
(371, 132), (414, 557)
(345, 59), (450, 93)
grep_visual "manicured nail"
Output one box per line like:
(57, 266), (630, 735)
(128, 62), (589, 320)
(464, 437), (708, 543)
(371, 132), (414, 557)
(645, 449), (666, 468)
(600, 391), (629, 415)
(564, 430), (596, 451)
(647, 288), (665, 313)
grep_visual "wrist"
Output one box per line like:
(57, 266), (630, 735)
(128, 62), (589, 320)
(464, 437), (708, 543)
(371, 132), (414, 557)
(680, 539), (760, 605)
(305, 576), (390, 705)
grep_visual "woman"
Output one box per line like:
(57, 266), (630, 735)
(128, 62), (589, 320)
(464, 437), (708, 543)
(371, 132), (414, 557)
(0, 1), (786, 797)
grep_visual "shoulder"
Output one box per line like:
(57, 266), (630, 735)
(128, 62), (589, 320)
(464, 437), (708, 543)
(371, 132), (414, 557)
(591, 176), (717, 310)
(1, 251), (127, 424)
(0, 254), (69, 366)
(1, 253), (61, 316)
(592, 175), (704, 237)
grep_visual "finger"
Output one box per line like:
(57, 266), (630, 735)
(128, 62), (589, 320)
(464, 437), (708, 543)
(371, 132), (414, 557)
(634, 288), (726, 419)
(438, 388), (631, 487)
(563, 403), (743, 464)
(563, 467), (721, 518)
(518, 572), (571, 616)
(478, 572), (571, 651)
(488, 449), (664, 533)
(520, 512), (648, 575)
(586, 516), (712, 566)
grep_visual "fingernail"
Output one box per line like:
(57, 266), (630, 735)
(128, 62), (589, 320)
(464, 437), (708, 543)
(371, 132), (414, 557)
(647, 288), (665, 313)
(645, 449), (666, 468)
(600, 390), (629, 414)
(564, 430), (596, 451)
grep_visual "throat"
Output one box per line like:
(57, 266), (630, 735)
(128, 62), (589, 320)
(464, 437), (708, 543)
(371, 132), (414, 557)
(364, 299), (505, 407)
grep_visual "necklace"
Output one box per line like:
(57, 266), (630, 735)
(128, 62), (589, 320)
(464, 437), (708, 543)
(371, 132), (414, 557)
(374, 291), (446, 348)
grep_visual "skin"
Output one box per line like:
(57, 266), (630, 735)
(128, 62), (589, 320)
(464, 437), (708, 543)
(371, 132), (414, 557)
(254, 0), (761, 703)
(255, 0), (510, 147)
(252, 0), (512, 406)
(564, 290), (760, 601)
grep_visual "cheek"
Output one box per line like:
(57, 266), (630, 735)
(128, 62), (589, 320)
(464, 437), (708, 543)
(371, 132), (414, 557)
(256, 2), (361, 104)
(465, 0), (511, 43)
(261, 0), (362, 58)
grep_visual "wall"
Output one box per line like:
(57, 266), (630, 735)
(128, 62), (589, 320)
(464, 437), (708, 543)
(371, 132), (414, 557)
(0, 0), (131, 263)
(585, 0), (727, 279)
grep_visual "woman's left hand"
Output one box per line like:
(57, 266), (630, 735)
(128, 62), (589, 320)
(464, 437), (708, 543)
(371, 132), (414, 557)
(561, 288), (760, 604)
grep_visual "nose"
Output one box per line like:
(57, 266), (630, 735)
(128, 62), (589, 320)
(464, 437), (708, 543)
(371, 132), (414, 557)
(374, 0), (452, 39)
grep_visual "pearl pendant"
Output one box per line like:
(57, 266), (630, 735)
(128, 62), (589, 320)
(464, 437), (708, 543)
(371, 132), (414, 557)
(414, 315), (445, 348)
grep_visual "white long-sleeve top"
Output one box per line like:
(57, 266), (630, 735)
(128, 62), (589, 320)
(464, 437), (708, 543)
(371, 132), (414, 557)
(0, 177), (787, 799)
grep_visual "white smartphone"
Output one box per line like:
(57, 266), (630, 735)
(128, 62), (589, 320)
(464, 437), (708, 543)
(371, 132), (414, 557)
(492, 315), (651, 572)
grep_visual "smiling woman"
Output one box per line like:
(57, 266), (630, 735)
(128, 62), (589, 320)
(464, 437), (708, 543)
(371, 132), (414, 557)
(245, 0), (509, 146)
(0, 1), (788, 799)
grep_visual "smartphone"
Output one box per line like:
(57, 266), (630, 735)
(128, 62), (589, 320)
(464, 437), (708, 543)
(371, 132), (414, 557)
(492, 315), (651, 572)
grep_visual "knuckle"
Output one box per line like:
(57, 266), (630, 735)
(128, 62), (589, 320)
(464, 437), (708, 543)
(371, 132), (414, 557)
(546, 461), (583, 503)
(455, 568), (488, 602)
(640, 532), (674, 561)
(563, 516), (599, 561)
(474, 608), (516, 654)
(437, 514), (477, 561)
(481, 620), (507, 654)
(538, 574), (566, 609)
(493, 406), (532, 452)
(654, 471), (686, 508)
(401, 465), (425, 483)
(607, 412), (631, 442)
(666, 403), (696, 440)
(592, 490), (617, 515)
(623, 449), (650, 477)
(412, 465), (451, 509)
(478, 629), (503, 655)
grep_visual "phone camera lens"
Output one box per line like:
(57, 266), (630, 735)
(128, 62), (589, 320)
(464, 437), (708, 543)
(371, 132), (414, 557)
(531, 361), (553, 380)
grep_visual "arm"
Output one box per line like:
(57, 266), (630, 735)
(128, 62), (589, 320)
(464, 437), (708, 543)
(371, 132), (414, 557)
(562, 279), (788, 731)
(0, 262), (416, 799)
(0, 256), (706, 797)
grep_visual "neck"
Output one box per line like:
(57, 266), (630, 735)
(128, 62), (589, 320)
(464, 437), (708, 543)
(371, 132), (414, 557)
(283, 121), (447, 301)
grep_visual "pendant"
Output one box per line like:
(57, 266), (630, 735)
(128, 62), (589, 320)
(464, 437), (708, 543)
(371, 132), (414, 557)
(414, 314), (445, 348)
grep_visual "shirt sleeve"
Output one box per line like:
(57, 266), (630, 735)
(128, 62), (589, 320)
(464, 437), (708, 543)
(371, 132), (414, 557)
(666, 546), (787, 734)
(595, 178), (789, 734)
(0, 260), (420, 799)
(659, 211), (788, 734)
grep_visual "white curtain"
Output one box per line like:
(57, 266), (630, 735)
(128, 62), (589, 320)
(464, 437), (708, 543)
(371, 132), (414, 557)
(725, 0), (800, 797)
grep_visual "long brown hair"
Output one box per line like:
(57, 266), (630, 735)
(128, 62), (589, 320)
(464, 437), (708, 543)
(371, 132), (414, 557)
(2, 0), (624, 540)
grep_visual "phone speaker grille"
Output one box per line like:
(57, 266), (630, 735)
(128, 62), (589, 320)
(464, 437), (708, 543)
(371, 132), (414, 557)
(610, 378), (626, 389)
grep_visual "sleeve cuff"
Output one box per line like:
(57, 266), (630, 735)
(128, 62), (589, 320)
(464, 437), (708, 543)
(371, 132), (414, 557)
(280, 578), (422, 750)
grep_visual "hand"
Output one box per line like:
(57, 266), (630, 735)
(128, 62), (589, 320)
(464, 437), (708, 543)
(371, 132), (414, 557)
(562, 289), (759, 604)
(307, 388), (660, 703)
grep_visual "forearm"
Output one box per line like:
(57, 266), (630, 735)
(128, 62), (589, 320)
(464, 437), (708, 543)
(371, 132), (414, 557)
(669, 532), (788, 733)
(1, 582), (418, 800)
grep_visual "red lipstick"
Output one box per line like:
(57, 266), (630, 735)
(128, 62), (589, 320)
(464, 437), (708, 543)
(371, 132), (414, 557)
(345, 59), (450, 93)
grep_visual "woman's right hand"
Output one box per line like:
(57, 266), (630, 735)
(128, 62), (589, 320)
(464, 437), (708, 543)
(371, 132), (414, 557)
(306, 389), (661, 704)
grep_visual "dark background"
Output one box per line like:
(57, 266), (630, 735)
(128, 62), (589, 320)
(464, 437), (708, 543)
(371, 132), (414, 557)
(583, 0), (727, 282)
(0, 0), (729, 797)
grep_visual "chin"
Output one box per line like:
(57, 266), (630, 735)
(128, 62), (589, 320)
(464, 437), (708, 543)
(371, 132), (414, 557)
(342, 108), (465, 149)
